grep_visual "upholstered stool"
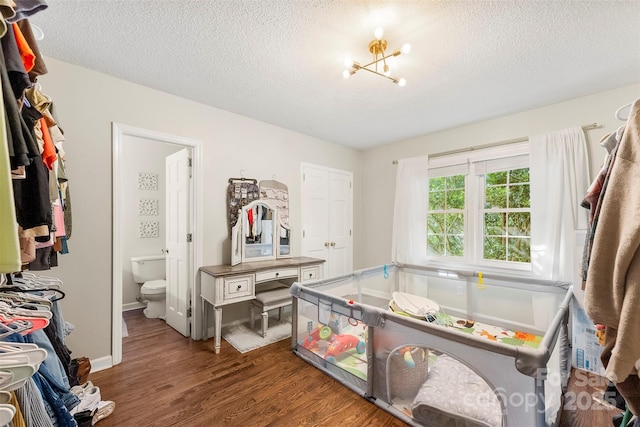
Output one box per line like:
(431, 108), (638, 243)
(249, 286), (292, 338)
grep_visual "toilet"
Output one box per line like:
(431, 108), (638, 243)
(130, 255), (167, 319)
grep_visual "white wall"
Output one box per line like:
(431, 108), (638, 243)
(360, 83), (640, 269)
(120, 138), (183, 307)
(37, 57), (363, 360)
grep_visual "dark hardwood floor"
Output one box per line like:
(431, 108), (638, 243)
(89, 309), (622, 426)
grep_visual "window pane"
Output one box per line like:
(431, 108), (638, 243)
(486, 171), (507, 185)
(484, 212), (505, 236)
(429, 191), (445, 210)
(445, 175), (465, 189)
(485, 186), (507, 209)
(428, 235), (445, 255)
(484, 237), (506, 261)
(508, 238), (531, 262)
(429, 177), (445, 191)
(446, 189), (465, 209)
(427, 213), (445, 234)
(510, 168), (529, 184)
(446, 235), (464, 257)
(507, 212), (530, 236)
(508, 184), (530, 208)
(446, 213), (464, 234)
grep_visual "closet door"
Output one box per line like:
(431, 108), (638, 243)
(301, 164), (353, 279)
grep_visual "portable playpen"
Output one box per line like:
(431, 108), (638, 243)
(290, 263), (572, 427)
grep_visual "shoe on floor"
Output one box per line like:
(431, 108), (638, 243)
(92, 400), (115, 424)
(70, 386), (101, 415)
(71, 381), (94, 397)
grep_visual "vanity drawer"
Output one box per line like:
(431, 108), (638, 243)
(300, 265), (320, 282)
(255, 268), (299, 283)
(223, 274), (254, 302)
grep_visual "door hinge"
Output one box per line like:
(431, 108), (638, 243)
(303, 230), (305, 238)
(188, 158), (192, 167)
(187, 308), (192, 317)
(303, 173), (305, 182)
(350, 181), (352, 189)
(350, 229), (352, 236)
(187, 233), (193, 242)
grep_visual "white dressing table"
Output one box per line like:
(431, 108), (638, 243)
(199, 256), (324, 354)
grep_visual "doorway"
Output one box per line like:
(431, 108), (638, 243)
(112, 123), (203, 365)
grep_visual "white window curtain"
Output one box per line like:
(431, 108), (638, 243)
(391, 156), (429, 265)
(529, 127), (590, 282)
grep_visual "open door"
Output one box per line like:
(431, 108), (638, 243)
(165, 148), (191, 336)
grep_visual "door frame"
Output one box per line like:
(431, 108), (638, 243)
(112, 123), (203, 365)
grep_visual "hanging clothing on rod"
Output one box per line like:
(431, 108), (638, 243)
(584, 98), (640, 418)
(226, 176), (259, 230)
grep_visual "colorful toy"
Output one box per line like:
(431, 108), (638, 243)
(595, 324), (606, 346)
(302, 325), (334, 351)
(397, 346), (416, 368)
(324, 334), (366, 363)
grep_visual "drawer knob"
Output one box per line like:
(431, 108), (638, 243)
(308, 273), (312, 278)
(275, 272), (279, 277)
(237, 285), (242, 290)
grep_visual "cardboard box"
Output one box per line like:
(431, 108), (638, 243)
(571, 298), (606, 377)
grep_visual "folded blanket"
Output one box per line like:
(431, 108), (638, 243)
(411, 354), (502, 427)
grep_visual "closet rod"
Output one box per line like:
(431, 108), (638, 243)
(391, 122), (600, 164)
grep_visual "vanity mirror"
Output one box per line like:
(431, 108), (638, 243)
(231, 200), (291, 266)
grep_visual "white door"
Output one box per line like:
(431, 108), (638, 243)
(301, 164), (353, 279)
(165, 148), (191, 336)
(301, 166), (330, 263)
(327, 171), (353, 278)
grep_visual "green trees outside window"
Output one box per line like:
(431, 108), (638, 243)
(426, 166), (531, 265)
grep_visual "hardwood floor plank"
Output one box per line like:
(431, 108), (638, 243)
(88, 309), (622, 426)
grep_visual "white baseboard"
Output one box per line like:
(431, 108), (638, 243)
(90, 355), (113, 373)
(123, 302), (145, 311)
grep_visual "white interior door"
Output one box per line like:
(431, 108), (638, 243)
(301, 164), (352, 279)
(327, 171), (353, 278)
(301, 166), (329, 268)
(165, 148), (191, 336)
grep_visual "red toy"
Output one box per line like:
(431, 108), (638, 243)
(302, 325), (335, 350)
(324, 334), (366, 363)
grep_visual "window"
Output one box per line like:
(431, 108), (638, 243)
(426, 143), (531, 270)
(427, 175), (465, 257)
(482, 168), (530, 263)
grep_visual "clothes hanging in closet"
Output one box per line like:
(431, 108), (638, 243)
(584, 98), (640, 415)
(226, 178), (259, 232)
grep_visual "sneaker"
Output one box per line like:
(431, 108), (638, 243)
(92, 400), (115, 424)
(70, 386), (101, 415)
(70, 381), (94, 397)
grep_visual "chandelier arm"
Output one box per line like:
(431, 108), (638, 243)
(358, 50), (403, 69)
(354, 65), (399, 83)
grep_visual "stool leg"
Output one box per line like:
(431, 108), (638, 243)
(261, 310), (268, 338)
(249, 303), (255, 330)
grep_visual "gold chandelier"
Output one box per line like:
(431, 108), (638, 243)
(343, 27), (411, 87)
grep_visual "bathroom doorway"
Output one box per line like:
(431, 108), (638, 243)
(112, 123), (203, 365)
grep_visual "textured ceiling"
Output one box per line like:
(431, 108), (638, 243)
(30, 0), (640, 150)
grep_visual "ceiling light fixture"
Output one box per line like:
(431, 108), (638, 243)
(343, 27), (411, 87)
